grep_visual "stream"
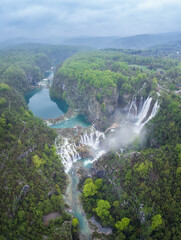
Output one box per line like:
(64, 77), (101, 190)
(26, 69), (160, 239)
(25, 70), (96, 239)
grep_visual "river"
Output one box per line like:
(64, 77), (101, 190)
(25, 70), (94, 239)
(25, 70), (160, 239)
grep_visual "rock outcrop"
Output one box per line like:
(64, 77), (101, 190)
(51, 74), (119, 131)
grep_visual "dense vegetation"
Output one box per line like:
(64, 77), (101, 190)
(61, 53), (177, 99)
(0, 44), (84, 239)
(51, 49), (181, 130)
(0, 43), (86, 93)
(52, 50), (166, 98)
(0, 42), (181, 240)
(80, 93), (181, 240)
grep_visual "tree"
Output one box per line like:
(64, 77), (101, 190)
(151, 214), (162, 230)
(152, 77), (158, 90)
(95, 179), (103, 189)
(115, 218), (131, 232)
(95, 200), (111, 223)
(83, 180), (97, 198)
(32, 155), (45, 168)
(72, 217), (79, 228)
(113, 201), (119, 208)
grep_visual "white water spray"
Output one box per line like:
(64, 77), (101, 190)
(80, 127), (105, 149)
(56, 138), (81, 173)
(134, 96), (159, 133)
(56, 127), (105, 172)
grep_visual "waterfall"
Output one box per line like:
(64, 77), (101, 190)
(138, 100), (159, 129)
(80, 127), (105, 149)
(55, 127), (105, 172)
(138, 96), (144, 114)
(79, 127), (106, 166)
(135, 97), (153, 126)
(92, 150), (106, 163)
(56, 138), (81, 173)
(128, 97), (138, 119)
(134, 96), (159, 133)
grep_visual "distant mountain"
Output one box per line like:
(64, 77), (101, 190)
(0, 37), (66, 49)
(1, 32), (181, 50)
(62, 32), (181, 49)
(61, 36), (118, 48)
(109, 32), (181, 49)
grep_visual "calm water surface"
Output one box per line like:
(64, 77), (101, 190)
(25, 88), (69, 119)
(50, 114), (90, 128)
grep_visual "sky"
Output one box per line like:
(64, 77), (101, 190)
(0, 0), (181, 41)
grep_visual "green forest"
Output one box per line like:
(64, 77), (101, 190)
(50, 48), (181, 239)
(79, 93), (181, 240)
(52, 49), (181, 98)
(0, 44), (83, 239)
(0, 42), (181, 240)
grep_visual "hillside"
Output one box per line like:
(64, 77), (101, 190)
(78, 78), (181, 240)
(0, 43), (181, 240)
(0, 44), (84, 239)
(50, 48), (181, 240)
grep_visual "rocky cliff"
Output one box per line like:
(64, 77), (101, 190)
(51, 72), (119, 131)
(50, 51), (156, 131)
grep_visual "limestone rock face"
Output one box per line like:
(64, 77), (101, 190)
(51, 74), (119, 131)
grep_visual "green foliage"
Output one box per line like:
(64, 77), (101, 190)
(51, 50), (158, 105)
(32, 154), (45, 168)
(152, 77), (158, 90)
(151, 214), (163, 231)
(94, 178), (103, 189)
(95, 200), (111, 223)
(115, 218), (131, 231)
(83, 180), (97, 197)
(0, 44), (83, 94)
(82, 144), (180, 239)
(134, 160), (153, 178)
(0, 83), (11, 91)
(146, 94), (181, 147)
(0, 98), (6, 105)
(72, 218), (79, 228)
(0, 44), (85, 240)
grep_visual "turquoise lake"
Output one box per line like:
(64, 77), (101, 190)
(25, 88), (69, 119)
(50, 115), (90, 128)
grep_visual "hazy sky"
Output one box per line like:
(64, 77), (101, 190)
(0, 0), (181, 40)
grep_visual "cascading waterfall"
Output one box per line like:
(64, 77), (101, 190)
(135, 96), (153, 126)
(134, 96), (159, 133)
(56, 127), (106, 173)
(80, 127), (105, 149)
(138, 96), (144, 114)
(127, 95), (159, 134)
(128, 97), (138, 118)
(55, 138), (81, 173)
(80, 127), (106, 165)
(138, 100), (159, 128)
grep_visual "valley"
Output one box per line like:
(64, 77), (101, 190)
(0, 42), (180, 240)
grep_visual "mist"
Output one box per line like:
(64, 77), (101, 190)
(100, 97), (159, 154)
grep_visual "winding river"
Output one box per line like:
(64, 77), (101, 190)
(26, 70), (159, 239)
(25, 71), (94, 239)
